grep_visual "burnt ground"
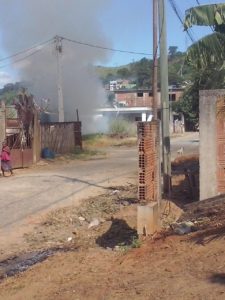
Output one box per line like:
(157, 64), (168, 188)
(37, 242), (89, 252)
(0, 155), (225, 299)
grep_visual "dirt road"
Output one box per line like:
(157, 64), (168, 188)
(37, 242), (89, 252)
(4, 133), (224, 300)
(0, 147), (224, 300)
(0, 133), (199, 245)
(0, 147), (137, 231)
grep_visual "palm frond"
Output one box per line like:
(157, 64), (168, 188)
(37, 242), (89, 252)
(186, 32), (225, 70)
(184, 3), (225, 32)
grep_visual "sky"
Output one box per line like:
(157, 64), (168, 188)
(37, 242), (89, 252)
(0, 0), (224, 86)
(98, 0), (224, 66)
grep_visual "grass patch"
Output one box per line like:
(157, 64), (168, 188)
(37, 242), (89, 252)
(117, 236), (142, 253)
(83, 133), (137, 149)
(58, 147), (106, 161)
(109, 119), (137, 137)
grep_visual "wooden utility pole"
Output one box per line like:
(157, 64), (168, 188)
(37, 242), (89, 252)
(152, 0), (158, 120)
(158, 0), (171, 194)
(55, 35), (64, 122)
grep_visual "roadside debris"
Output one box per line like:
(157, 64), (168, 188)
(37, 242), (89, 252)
(111, 190), (119, 195)
(170, 221), (196, 235)
(88, 218), (100, 229)
(78, 216), (85, 222)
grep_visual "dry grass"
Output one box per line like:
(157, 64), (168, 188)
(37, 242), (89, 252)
(83, 134), (137, 149)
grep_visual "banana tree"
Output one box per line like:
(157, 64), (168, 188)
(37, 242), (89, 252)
(184, 3), (225, 70)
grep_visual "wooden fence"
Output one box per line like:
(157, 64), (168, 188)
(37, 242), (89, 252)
(41, 122), (82, 154)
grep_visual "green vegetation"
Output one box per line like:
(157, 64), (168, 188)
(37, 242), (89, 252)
(118, 236), (141, 253)
(184, 3), (225, 70)
(0, 82), (26, 105)
(109, 119), (137, 137)
(173, 3), (225, 129)
(96, 51), (190, 89)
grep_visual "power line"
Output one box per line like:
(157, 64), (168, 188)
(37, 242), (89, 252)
(168, 0), (195, 43)
(61, 36), (153, 56)
(0, 44), (50, 69)
(0, 35), (153, 69)
(0, 38), (54, 63)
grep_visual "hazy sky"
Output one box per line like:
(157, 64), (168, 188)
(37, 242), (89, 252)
(0, 0), (224, 85)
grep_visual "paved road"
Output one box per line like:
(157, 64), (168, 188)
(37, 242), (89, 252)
(171, 132), (199, 160)
(0, 132), (199, 232)
(0, 147), (138, 230)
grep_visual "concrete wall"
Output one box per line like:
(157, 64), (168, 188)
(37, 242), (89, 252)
(199, 89), (225, 200)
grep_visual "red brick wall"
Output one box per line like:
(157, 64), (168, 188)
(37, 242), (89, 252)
(116, 92), (153, 107)
(138, 121), (160, 202)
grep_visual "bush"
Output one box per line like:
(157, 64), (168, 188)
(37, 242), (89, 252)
(109, 119), (136, 137)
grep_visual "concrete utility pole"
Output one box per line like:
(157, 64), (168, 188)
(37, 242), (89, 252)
(55, 35), (64, 122)
(158, 0), (171, 194)
(152, 0), (158, 120)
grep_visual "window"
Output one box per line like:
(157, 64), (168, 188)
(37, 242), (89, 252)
(137, 92), (143, 97)
(169, 93), (176, 101)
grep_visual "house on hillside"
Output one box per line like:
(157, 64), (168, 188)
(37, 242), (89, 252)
(114, 87), (184, 108)
(109, 80), (136, 91)
(96, 87), (185, 132)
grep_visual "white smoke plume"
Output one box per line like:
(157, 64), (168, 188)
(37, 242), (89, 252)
(0, 0), (112, 132)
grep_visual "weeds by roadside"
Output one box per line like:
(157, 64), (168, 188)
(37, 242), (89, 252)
(83, 133), (137, 149)
(117, 236), (142, 253)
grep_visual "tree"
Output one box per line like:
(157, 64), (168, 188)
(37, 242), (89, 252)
(184, 3), (225, 70)
(130, 58), (152, 88)
(168, 46), (178, 57)
(0, 83), (24, 105)
(117, 67), (131, 79)
(176, 3), (225, 129)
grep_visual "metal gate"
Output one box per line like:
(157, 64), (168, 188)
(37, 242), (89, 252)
(6, 118), (33, 168)
(5, 91), (37, 169)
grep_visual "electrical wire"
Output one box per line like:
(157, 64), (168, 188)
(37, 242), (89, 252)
(0, 38), (54, 63)
(61, 36), (152, 56)
(168, 0), (195, 43)
(0, 34), (153, 69)
(0, 44), (50, 69)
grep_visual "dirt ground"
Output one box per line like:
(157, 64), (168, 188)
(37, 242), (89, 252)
(0, 155), (225, 300)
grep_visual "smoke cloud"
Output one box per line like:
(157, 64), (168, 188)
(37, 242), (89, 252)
(0, 0), (112, 132)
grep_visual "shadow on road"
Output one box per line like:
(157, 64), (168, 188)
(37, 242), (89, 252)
(54, 175), (115, 190)
(170, 155), (199, 208)
(96, 218), (137, 248)
(209, 273), (225, 285)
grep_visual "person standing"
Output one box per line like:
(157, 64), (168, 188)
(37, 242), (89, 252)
(1, 141), (14, 176)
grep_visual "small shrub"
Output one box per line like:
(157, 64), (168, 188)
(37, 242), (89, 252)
(117, 236), (141, 252)
(109, 119), (136, 137)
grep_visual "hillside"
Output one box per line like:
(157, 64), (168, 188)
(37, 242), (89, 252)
(96, 50), (192, 88)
